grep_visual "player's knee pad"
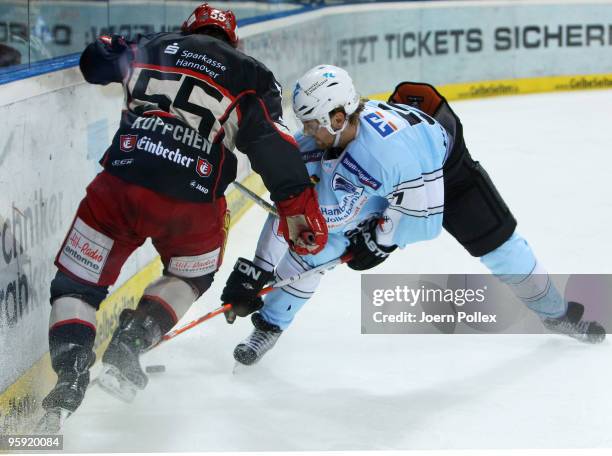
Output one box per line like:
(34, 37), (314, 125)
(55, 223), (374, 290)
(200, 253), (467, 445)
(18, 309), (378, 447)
(443, 155), (517, 257)
(50, 270), (109, 309)
(139, 273), (211, 327)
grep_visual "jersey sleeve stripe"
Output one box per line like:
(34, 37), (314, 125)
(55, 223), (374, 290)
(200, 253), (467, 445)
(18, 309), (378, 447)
(392, 182), (425, 192)
(422, 167), (443, 176)
(387, 206), (444, 217)
(395, 176), (423, 186)
(254, 254), (275, 269)
(221, 89), (256, 126)
(212, 143), (227, 197)
(256, 98), (298, 147)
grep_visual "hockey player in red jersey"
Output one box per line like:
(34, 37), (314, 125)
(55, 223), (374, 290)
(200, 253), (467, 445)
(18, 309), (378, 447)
(37, 3), (328, 431)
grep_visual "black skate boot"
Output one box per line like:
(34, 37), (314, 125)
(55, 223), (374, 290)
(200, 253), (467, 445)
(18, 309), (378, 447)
(234, 313), (283, 366)
(542, 301), (606, 344)
(36, 343), (95, 434)
(97, 309), (162, 402)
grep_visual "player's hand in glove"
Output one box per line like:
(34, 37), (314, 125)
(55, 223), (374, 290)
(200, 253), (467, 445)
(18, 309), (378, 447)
(346, 218), (397, 271)
(221, 258), (274, 324)
(276, 186), (328, 256)
(80, 34), (133, 85)
(98, 34), (128, 53)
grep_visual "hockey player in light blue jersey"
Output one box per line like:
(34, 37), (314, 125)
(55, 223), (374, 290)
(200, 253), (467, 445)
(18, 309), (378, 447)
(221, 65), (605, 366)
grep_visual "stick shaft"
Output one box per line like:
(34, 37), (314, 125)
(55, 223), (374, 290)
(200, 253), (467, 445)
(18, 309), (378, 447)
(159, 181), (354, 344)
(260, 252), (352, 293)
(233, 181), (278, 216)
(161, 304), (232, 342)
(160, 253), (352, 343)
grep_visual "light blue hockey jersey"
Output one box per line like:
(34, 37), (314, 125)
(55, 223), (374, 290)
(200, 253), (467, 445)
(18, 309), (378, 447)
(297, 99), (451, 248)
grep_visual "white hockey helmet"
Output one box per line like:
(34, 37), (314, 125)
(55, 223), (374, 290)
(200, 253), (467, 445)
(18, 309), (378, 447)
(292, 65), (360, 142)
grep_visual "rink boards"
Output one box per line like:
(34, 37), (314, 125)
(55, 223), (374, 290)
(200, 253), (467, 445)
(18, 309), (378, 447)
(1, 0), (612, 432)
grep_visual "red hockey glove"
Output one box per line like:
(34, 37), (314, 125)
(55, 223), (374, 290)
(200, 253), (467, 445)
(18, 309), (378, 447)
(276, 187), (328, 255)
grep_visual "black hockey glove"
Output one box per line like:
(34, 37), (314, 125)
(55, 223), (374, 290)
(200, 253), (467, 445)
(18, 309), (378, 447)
(346, 218), (397, 271)
(98, 34), (128, 53)
(80, 34), (133, 85)
(221, 258), (274, 324)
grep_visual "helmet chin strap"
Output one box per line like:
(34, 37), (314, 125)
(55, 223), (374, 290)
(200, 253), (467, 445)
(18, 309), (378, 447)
(325, 119), (349, 148)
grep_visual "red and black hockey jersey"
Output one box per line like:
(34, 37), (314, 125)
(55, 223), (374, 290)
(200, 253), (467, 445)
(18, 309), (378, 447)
(79, 32), (310, 203)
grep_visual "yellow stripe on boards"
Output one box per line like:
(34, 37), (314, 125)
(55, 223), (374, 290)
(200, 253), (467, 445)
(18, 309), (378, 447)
(368, 73), (612, 102)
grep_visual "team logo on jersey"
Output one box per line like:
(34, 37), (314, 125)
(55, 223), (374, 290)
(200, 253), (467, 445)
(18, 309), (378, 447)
(119, 134), (138, 153)
(196, 157), (213, 177)
(340, 153), (381, 190)
(332, 174), (358, 194)
(164, 42), (180, 55)
(321, 178), (366, 230)
(364, 111), (400, 138)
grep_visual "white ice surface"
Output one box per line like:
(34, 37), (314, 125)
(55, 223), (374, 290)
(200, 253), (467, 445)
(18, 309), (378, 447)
(62, 90), (612, 452)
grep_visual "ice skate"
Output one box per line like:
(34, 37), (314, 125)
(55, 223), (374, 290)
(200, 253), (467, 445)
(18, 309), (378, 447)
(543, 301), (606, 344)
(97, 309), (161, 402)
(97, 364), (142, 403)
(234, 313), (283, 366)
(36, 347), (94, 433)
(35, 407), (72, 434)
